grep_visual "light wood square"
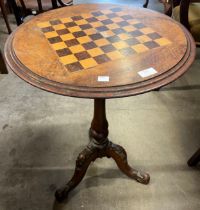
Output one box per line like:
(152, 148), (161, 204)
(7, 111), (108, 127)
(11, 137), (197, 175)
(59, 54), (78, 65)
(52, 42), (67, 50)
(80, 58), (97, 69)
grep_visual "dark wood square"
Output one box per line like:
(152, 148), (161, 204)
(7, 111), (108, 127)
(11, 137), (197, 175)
(96, 26), (109, 32)
(117, 21), (129, 27)
(107, 35), (121, 43)
(48, 36), (62, 44)
(73, 31), (87, 38)
(100, 44), (116, 53)
(71, 16), (83, 21)
(89, 33), (104, 40)
(94, 54), (111, 64)
(56, 48), (72, 57)
(134, 23), (145, 29)
(42, 26), (54, 33)
(112, 28), (126, 35)
(66, 62), (84, 72)
(56, 28), (70, 35)
(101, 19), (114, 25)
(82, 42), (98, 50)
(65, 39), (80, 47)
(91, 11), (104, 17)
(144, 41), (160, 49)
(64, 22), (77, 28)
(80, 24), (93, 30)
(147, 32), (162, 40)
(50, 19), (62, 25)
(74, 51), (91, 60)
(86, 17), (98, 23)
(128, 30), (143, 37)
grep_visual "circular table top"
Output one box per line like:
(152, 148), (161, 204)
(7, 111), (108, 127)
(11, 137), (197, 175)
(5, 3), (196, 98)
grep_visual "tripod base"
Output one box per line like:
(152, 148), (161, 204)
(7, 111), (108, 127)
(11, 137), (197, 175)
(55, 99), (150, 202)
(55, 136), (150, 202)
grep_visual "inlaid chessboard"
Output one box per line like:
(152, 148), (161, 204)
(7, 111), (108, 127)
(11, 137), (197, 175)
(37, 7), (171, 72)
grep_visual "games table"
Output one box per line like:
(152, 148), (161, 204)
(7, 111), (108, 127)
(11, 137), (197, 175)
(4, 3), (196, 202)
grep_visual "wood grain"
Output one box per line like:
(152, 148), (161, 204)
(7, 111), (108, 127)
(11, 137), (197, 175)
(4, 4), (196, 98)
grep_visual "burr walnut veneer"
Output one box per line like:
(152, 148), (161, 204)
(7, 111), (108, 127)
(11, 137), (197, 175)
(4, 3), (196, 202)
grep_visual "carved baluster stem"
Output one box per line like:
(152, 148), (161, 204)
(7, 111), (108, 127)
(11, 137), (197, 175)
(90, 98), (109, 143)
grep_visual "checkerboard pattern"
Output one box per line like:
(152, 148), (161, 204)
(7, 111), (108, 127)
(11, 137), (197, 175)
(37, 7), (171, 72)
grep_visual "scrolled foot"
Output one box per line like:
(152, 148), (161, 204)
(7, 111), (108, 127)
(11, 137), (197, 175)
(106, 142), (150, 185)
(55, 184), (71, 202)
(131, 170), (150, 184)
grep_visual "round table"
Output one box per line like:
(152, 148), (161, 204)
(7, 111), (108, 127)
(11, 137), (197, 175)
(4, 3), (196, 202)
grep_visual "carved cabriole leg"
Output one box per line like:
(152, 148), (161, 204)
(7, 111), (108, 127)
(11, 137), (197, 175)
(55, 98), (150, 202)
(90, 99), (150, 184)
(106, 142), (150, 184)
(55, 99), (109, 202)
(55, 146), (99, 202)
